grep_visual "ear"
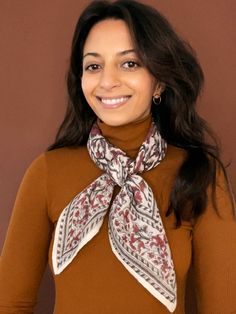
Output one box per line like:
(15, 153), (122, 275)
(154, 82), (165, 95)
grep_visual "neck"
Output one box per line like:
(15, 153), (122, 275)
(97, 115), (153, 159)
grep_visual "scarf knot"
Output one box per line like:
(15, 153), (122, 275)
(88, 123), (166, 186)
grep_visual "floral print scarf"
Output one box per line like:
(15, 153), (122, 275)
(52, 122), (177, 312)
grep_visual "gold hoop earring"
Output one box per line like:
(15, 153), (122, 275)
(153, 94), (161, 105)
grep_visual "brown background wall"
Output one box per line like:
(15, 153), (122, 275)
(0, 1), (235, 313)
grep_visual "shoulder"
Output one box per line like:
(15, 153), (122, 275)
(25, 146), (90, 178)
(43, 146), (89, 166)
(158, 144), (187, 174)
(165, 144), (187, 162)
(214, 163), (235, 216)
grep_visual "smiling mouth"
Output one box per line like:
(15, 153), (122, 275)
(96, 96), (131, 108)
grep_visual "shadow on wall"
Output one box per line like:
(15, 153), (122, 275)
(35, 266), (197, 314)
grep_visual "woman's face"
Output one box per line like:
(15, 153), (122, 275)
(81, 19), (161, 126)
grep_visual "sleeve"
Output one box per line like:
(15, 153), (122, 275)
(0, 154), (53, 314)
(192, 166), (236, 314)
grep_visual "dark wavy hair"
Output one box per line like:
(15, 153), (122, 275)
(48, 0), (234, 225)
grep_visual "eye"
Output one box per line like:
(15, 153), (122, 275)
(84, 64), (101, 72)
(122, 60), (140, 69)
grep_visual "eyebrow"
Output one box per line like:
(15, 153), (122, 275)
(83, 49), (136, 60)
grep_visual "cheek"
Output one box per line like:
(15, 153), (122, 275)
(81, 75), (96, 98)
(143, 75), (157, 95)
(125, 74), (144, 90)
(81, 76), (87, 97)
(127, 73), (156, 97)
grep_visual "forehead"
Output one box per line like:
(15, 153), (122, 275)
(83, 19), (134, 54)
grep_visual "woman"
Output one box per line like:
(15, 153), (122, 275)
(0, 0), (235, 313)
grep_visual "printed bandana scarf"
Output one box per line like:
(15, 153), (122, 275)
(52, 122), (177, 312)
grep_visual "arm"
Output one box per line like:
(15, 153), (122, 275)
(0, 154), (52, 314)
(192, 167), (236, 314)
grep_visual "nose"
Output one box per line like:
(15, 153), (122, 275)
(99, 66), (121, 90)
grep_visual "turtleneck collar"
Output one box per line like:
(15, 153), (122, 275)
(97, 114), (152, 159)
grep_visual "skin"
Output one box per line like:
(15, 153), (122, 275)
(81, 19), (163, 126)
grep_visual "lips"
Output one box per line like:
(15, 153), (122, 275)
(96, 95), (131, 108)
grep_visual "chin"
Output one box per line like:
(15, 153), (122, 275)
(99, 117), (130, 126)
(97, 112), (150, 127)
(93, 105), (151, 126)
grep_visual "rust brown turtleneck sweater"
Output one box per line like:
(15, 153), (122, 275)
(0, 115), (235, 314)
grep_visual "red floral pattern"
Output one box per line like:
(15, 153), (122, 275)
(52, 122), (177, 312)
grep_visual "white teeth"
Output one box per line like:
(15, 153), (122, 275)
(100, 97), (129, 105)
